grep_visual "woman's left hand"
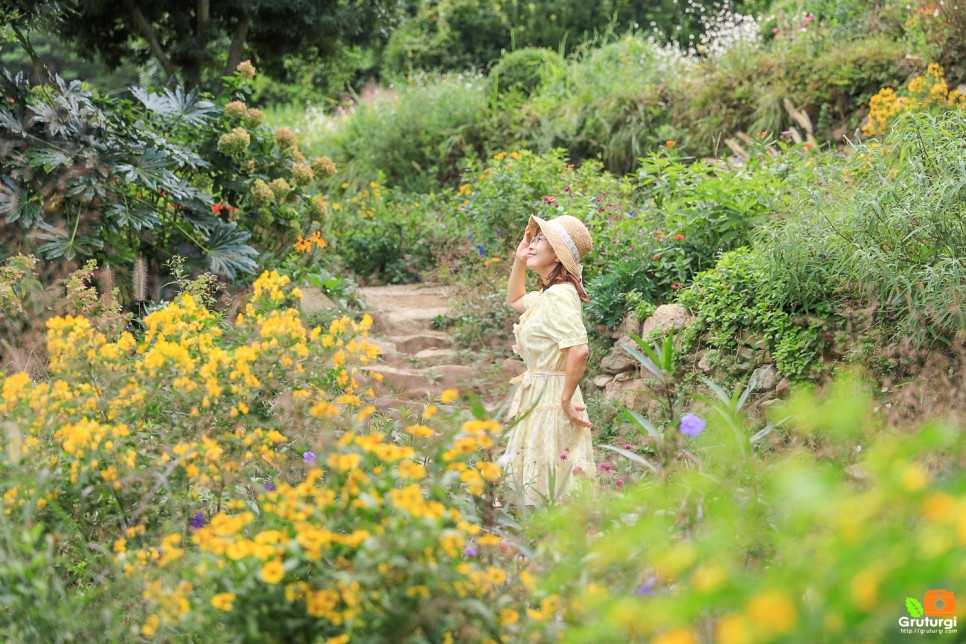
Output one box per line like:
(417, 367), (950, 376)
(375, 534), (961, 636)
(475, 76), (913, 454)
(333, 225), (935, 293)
(561, 400), (593, 429)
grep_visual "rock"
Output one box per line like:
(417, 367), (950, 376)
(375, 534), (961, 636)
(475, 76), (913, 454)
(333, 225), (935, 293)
(601, 335), (641, 374)
(758, 398), (781, 410)
(382, 307), (450, 335)
(618, 312), (642, 338)
(388, 332), (454, 354)
(427, 364), (477, 390)
(299, 286), (338, 314)
(592, 374), (614, 389)
(775, 377), (791, 398)
(845, 463), (870, 482)
(501, 358), (526, 379)
(749, 365), (779, 393)
(640, 304), (692, 337)
(369, 339), (398, 357)
(414, 348), (459, 366)
(697, 352), (714, 373)
(604, 377), (651, 408)
(361, 365), (436, 397)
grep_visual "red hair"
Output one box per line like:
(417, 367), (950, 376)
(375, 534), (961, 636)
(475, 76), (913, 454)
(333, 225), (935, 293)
(539, 262), (590, 303)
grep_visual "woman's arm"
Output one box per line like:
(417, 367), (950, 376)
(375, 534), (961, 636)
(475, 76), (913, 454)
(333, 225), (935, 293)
(507, 227), (532, 313)
(560, 344), (592, 429)
(506, 256), (528, 313)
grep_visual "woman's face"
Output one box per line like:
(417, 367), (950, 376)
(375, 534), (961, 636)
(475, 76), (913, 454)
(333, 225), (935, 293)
(526, 230), (559, 272)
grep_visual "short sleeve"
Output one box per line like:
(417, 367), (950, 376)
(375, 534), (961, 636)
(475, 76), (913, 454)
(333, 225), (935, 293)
(521, 291), (540, 311)
(542, 285), (588, 349)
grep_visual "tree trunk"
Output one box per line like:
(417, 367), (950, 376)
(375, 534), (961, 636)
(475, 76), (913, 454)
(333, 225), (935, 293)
(187, 0), (211, 90)
(223, 13), (252, 79)
(122, 0), (178, 82)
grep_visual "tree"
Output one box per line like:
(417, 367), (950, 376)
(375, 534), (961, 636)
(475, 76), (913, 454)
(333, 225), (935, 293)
(1, 0), (399, 90)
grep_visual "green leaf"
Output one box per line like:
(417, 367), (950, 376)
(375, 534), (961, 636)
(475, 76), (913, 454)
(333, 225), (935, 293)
(600, 444), (658, 473)
(620, 342), (665, 383)
(621, 407), (660, 443)
(906, 597), (924, 617)
(199, 218), (258, 279)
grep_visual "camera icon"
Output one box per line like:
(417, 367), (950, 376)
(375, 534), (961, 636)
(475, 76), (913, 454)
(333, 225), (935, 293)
(924, 589), (956, 618)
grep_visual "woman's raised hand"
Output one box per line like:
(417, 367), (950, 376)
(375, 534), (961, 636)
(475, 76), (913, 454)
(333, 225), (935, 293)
(515, 227), (532, 262)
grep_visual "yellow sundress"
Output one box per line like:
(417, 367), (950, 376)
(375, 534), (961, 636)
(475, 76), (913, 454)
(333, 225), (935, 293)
(500, 282), (596, 504)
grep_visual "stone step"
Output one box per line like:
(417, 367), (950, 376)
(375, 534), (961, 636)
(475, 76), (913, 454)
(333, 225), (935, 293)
(413, 348), (460, 367)
(387, 331), (455, 354)
(357, 283), (449, 310)
(380, 307), (450, 335)
(362, 363), (479, 400)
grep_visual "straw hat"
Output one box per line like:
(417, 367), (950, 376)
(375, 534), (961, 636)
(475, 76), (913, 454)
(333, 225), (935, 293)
(527, 214), (593, 284)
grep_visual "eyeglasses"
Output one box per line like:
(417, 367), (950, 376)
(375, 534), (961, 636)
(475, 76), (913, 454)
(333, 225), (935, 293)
(530, 234), (548, 246)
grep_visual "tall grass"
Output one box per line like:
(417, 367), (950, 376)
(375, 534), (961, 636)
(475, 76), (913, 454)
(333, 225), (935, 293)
(759, 110), (966, 342)
(316, 75), (490, 193)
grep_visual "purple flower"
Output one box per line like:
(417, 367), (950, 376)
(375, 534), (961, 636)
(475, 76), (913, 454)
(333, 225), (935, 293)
(679, 412), (706, 437)
(264, 480), (275, 492)
(464, 546), (478, 558)
(303, 451), (316, 464)
(477, 245), (485, 256)
(189, 512), (206, 529)
(637, 576), (657, 596)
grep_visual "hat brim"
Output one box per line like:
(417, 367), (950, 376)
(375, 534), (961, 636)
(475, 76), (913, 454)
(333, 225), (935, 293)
(527, 214), (583, 281)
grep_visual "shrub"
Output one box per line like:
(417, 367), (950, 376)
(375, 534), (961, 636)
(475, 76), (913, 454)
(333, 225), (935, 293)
(0, 64), (336, 285)
(490, 47), (565, 96)
(525, 375), (966, 641)
(761, 108), (966, 344)
(678, 247), (828, 379)
(0, 269), (558, 640)
(323, 75), (489, 192)
(327, 182), (450, 283)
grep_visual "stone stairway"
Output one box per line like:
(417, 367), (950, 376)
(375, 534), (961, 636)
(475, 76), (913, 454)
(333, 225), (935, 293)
(354, 283), (508, 415)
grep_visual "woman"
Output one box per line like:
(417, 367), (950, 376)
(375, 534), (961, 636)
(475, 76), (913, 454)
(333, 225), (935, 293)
(500, 213), (596, 505)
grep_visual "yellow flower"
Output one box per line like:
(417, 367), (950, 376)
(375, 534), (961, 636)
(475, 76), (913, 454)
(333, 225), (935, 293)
(211, 592), (236, 611)
(747, 590), (797, 633)
(850, 566), (881, 609)
(422, 404), (438, 419)
(440, 388), (459, 403)
(652, 628), (697, 644)
(901, 463), (928, 491)
(141, 614), (161, 636)
(499, 608), (519, 625)
(716, 613), (751, 644)
(261, 559), (285, 584)
(406, 424), (435, 439)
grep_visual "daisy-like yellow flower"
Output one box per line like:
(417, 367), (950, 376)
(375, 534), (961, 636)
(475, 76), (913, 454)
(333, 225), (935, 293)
(211, 592), (236, 611)
(261, 559), (285, 584)
(440, 389), (459, 403)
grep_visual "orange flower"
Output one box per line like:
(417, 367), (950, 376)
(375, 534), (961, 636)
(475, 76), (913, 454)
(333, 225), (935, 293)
(294, 236), (313, 253)
(665, 140), (676, 148)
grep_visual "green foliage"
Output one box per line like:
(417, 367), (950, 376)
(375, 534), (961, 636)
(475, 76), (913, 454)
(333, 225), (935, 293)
(529, 36), (681, 173)
(527, 374), (966, 641)
(490, 47), (564, 97)
(323, 75), (490, 192)
(329, 184), (447, 283)
(678, 247), (827, 379)
(0, 65), (337, 287)
(759, 110), (966, 344)
(383, 0), (509, 77)
(13, 0), (396, 89)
